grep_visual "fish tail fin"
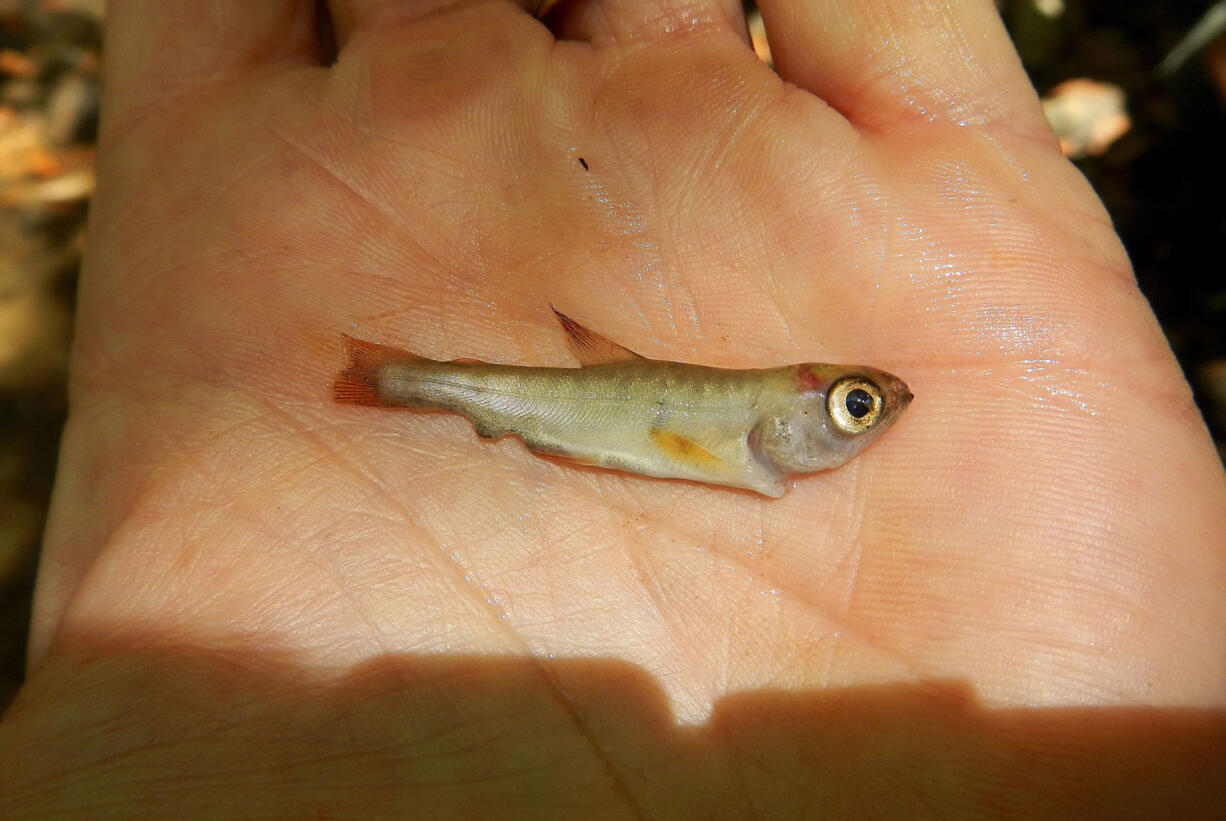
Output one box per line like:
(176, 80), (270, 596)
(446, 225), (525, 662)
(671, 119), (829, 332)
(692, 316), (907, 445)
(333, 334), (425, 406)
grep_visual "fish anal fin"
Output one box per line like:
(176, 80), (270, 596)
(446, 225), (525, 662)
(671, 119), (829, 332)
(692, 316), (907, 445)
(648, 429), (725, 468)
(550, 305), (645, 366)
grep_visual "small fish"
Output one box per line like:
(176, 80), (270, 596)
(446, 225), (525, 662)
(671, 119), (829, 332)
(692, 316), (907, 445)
(333, 308), (913, 497)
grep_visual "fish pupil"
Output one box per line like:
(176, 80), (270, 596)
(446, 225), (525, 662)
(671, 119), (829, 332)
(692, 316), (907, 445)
(845, 389), (873, 419)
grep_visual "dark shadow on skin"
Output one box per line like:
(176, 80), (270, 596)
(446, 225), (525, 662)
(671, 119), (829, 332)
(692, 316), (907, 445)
(1, 637), (1223, 817)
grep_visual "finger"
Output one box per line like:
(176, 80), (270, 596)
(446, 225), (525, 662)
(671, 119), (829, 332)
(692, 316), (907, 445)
(540, 0), (746, 46)
(328, 0), (538, 45)
(757, 0), (1050, 137)
(102, 1), (320, 136)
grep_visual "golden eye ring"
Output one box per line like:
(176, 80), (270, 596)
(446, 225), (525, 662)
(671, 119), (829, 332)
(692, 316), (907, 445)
(827, 377), (884, 435)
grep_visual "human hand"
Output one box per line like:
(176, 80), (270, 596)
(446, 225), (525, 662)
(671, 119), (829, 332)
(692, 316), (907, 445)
(4, 0), (1224, 814)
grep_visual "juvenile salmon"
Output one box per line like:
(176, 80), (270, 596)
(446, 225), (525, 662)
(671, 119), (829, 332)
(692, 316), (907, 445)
(333, 308), (912, 497)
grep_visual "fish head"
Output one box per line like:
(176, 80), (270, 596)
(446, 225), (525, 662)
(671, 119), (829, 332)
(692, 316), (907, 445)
(753, 364), (913, 474)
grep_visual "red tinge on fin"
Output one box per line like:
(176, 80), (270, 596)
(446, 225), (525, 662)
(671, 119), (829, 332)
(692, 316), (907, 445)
(333, 334), (419, 406)
(550, 305), (645, 366)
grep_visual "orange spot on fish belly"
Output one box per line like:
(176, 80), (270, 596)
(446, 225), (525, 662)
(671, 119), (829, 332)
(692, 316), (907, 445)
(648, 429), (724, 467)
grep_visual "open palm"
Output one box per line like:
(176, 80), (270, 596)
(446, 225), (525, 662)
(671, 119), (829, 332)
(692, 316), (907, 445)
(6, 0), (1225, 815)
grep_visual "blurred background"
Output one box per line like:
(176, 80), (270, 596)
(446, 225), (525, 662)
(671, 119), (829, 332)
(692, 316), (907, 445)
(1, 0), (1223, 709)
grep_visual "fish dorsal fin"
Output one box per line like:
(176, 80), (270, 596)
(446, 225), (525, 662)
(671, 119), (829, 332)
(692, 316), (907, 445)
(550, 305), (646, 366)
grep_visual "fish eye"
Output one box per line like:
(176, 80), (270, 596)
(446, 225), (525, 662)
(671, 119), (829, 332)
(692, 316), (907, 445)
(845, 389), (873, 418)
(827, 377), (884, 435)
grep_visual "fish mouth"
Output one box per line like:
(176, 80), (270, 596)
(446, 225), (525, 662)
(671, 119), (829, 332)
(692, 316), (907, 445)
(877, 372), (913, 408)
(876, 374), (913, 424)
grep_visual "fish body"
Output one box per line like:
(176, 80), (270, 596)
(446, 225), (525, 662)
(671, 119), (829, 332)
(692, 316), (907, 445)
(333, 309), (912, 497)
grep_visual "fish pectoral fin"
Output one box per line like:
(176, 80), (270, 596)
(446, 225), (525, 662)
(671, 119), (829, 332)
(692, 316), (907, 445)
(648, 429), (725, 468)
(550, 305), (646, 366)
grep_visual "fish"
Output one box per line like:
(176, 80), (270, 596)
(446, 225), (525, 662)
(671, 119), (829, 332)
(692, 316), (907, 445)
(332, 308), (913, 497)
